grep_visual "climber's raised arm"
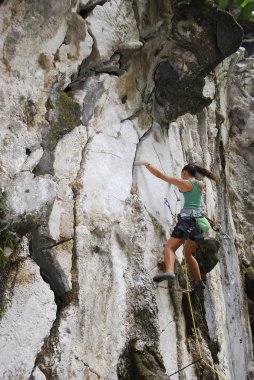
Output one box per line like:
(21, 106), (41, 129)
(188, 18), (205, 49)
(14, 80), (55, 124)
(139, 161), (193, 192)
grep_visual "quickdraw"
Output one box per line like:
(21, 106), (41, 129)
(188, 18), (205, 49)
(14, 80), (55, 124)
(202, 213), (231, 240)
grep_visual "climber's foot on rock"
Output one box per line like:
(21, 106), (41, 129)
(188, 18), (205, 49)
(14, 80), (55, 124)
(153, 272), (176, 283)
(191, 280), (206, 294)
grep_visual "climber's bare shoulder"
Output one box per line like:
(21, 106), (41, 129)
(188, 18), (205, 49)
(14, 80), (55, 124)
(198, 180), (204, 192)
(161, 175), (193, 192)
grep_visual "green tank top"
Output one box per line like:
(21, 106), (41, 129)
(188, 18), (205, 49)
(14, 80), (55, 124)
(182, 180), (202, 210)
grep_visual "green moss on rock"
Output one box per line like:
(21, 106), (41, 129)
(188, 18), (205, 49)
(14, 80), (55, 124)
(117, 340), (170, 380)
(48, 91), (81, 150)
(131, 344), (169, 380)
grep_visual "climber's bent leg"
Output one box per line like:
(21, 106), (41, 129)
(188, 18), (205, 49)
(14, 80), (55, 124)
(184, 239), (202, 284)
(164, 237), (184, 273)
(153, 237), (184, 283)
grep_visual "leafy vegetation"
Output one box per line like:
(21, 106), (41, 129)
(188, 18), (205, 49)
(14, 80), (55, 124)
(0, 231), (15, 268)
(0, 248), (9, 268)
(219, 0), (254, 22)
(0, 309), (4, 319)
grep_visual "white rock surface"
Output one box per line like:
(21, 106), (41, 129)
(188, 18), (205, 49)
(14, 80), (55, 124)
(87, 0), (141, 61)
(31, 367), (47, 380)
(21, 147), (44, 172)
(0, 259), (56, 379)
(51, 241), (73, 291)
(6, 172), (57, 216)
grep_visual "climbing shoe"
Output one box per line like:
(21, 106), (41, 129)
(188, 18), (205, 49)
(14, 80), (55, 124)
(191, 280), (206, 294)
(153, 272), (176, 283)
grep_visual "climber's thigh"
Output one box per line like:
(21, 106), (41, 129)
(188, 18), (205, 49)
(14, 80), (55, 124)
(184, 239), (197, 257)
(164, 237), (184, 253)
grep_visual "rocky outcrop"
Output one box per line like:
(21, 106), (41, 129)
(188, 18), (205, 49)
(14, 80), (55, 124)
(0, 0), (253, 379)
(154, 2), (243, 122)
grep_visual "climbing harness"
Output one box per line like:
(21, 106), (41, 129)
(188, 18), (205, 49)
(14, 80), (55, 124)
(172, 205), (231, 241)
(180, 216), (197, 235)
(170, 214), (204, 243)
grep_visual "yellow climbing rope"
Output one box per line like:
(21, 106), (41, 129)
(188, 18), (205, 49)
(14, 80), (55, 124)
(183, 243), (228, 380)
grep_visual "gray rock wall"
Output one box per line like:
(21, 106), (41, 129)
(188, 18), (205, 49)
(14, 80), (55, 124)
(0, 0), (253, 379)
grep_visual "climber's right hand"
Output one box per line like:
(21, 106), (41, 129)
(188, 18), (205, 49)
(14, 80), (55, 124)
(134, 161), (150, 166)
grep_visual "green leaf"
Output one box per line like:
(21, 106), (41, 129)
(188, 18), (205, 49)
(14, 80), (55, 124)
(8, 239), (15, 250)
(2, 256), (9, 268)
(240, 2), (254, 19)
(219, 0), (228, 9)
(241, 0), (254, 7)
(233, 0), (245, 6)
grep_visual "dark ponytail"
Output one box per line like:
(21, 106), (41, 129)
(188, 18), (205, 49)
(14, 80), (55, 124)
(182, 164), (217, 181)
(194, 165), (217, 181)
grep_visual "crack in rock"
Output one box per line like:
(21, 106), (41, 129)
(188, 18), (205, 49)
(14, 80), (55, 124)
(77, 357), (102, 379)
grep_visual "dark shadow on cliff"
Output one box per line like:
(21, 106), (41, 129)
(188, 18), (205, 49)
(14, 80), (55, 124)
(154, 1), (243, 122)
(245, 267), (254, 350)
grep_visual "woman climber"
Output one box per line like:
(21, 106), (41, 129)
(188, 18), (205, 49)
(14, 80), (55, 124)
(140, 162), (217, 293)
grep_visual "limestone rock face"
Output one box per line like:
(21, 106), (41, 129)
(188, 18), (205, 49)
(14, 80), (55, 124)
(0, 1), (253, 380)
(0, 238), (56, 379)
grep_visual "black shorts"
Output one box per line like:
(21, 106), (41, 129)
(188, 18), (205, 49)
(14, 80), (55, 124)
(171, 215), (204, 243)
